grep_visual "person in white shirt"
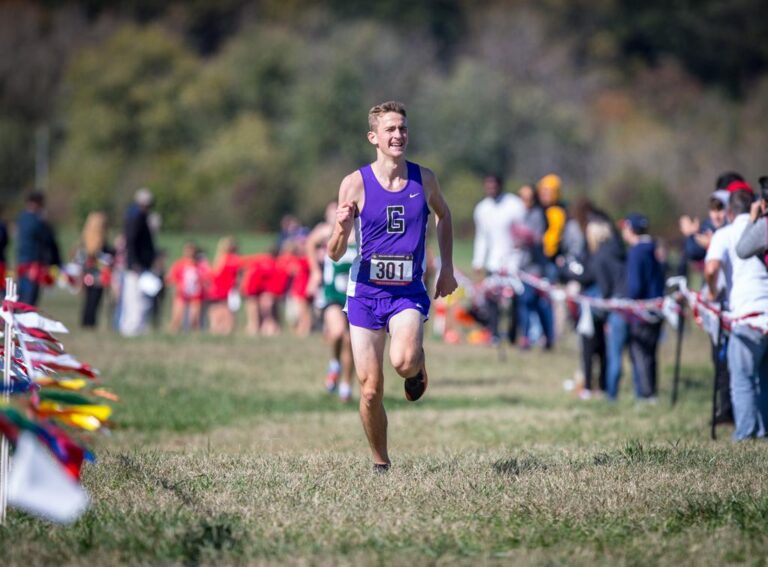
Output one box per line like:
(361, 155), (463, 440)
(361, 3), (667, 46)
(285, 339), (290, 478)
(705, 189), (768, 440)
(472, 174), (526, 345)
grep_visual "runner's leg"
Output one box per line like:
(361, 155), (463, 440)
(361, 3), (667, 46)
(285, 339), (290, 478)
(388, 309), (425, 378)
(349, 324), (388, 465)
(324, 305), (345, 391)
(340, 327), (354, 400)
(326, 305), (354, 400)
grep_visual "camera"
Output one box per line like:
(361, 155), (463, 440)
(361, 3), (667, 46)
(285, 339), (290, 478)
(760, 176), (768, 202)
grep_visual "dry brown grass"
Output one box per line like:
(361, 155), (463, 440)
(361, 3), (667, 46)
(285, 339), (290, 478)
(1, 291), (766, 566)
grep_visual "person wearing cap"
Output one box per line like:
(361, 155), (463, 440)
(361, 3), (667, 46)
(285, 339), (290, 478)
(119, 188), (157, 336)
(678, 172), (747, 422)
(536, 174), (567, 281)
(613, 213), (665, 401)
(706, 189), (768, 441)
(735, 177), (768, 262)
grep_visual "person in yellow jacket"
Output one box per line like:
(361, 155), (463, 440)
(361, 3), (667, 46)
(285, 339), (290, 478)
(537, 174), (567, 263)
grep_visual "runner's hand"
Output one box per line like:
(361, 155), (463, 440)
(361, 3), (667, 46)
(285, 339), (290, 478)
(434, 269), (458, 299)
(336, 201), (356, 232)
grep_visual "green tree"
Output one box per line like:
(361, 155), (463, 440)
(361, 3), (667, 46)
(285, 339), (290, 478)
(51, 24), (199, 224)
(186, 113), (291, 230)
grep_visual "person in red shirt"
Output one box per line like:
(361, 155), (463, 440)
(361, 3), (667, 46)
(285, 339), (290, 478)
(281, 237), (313, 337)
(207, 237), (241, 335)
(241, 249), (283, 336)
(166, 241), (206, 332)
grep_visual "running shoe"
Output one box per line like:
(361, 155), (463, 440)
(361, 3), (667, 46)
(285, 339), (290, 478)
(404, 357), (428, 402)
(325, 371), (339, 393)
(339, 381), (352, 403)
(372, 463), (391, 474)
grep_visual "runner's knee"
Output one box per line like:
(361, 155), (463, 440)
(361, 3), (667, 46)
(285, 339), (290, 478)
(359, 380), (383, 406)
(390, 347), (422, 377)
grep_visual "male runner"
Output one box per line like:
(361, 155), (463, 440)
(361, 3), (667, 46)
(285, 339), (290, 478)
(327, 101), (458, 471)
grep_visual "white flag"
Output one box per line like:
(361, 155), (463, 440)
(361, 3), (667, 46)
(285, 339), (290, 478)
(8, 432), (89, 524)
(14, 312), (69, 334)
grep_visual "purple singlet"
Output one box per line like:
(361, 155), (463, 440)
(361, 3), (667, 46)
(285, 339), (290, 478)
(347, 161), (429, 299)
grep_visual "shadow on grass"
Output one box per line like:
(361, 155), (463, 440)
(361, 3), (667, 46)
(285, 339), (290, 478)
(438, 376), (521, 388)
(117, 387), (527, 433)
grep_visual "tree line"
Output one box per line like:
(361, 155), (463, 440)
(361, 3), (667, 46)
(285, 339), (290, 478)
(1, 0), (767, 235)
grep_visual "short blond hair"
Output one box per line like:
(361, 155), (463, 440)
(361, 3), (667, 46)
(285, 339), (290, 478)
(368, 101), (407, 131)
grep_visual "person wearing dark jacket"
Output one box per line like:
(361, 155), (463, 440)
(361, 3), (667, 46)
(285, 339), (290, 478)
(119, 188), (156, 336)
(621, 213), (665, 400)
(15, 192), (49, 305)
(596, 221), (630, 401)
(562, 204), (619, 397)
(582, 221), (625, 399)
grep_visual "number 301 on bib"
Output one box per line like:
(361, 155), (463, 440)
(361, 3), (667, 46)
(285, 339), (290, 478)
(370, 254), (414, 285)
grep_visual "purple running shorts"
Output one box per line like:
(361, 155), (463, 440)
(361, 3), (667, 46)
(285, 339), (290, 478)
(345, 293), (430, 331)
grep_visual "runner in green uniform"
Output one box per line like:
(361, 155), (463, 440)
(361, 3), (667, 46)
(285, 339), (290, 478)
(307, 202), (356, 402)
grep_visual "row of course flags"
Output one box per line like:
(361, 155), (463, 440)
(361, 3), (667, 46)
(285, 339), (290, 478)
(1, 278), (116, 524)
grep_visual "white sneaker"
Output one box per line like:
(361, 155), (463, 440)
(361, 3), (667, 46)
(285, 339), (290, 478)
(579, 389), (593, 401)
(339, 382), (352, 403)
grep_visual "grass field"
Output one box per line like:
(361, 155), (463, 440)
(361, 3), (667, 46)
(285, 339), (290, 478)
(2, 259), (767, 565)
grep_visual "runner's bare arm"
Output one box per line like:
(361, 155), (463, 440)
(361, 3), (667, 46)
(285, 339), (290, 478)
(305, 223), (330, 295)
(328, 173), (364, 262)
(423, 167), (458, 299)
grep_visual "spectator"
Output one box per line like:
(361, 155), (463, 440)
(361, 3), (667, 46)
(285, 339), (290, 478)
(536, 173), (567, 282)
(601, 218), (630, 402)
(569, 220), (615, 398)
(74, 211), (115, 328)
(15, 191), (48, 306)
(166, 241), (207, 333)
(119, 188), (156, 336)
(706, 190), (768, 440)
(735, 177), (768, 262)
(679, 186), (734, 424)
(621, 213), (666, 401)
(207, 237), (241, 336)
(516, 184), (554, 349)
(241, 248), (283, 336)
(678, 191), (729, 276)
(276, 214), (308, 252)
(471, 174), (526, 346)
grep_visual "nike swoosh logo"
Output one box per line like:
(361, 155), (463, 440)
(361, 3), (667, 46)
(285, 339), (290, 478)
(409, 193), (419, 198)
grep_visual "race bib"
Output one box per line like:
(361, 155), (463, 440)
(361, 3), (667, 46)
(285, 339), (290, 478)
(370, 254), (413, 286)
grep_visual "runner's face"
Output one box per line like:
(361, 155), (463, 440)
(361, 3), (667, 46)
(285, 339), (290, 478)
(370, 112), (408, 157)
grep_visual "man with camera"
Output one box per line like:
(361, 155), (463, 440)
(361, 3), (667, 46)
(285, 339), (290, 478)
(735, 176), (768, 263)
